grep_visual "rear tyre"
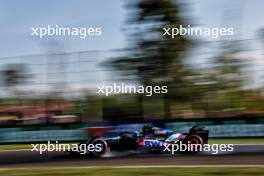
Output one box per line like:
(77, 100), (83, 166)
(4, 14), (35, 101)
(90, 138), (108, 157)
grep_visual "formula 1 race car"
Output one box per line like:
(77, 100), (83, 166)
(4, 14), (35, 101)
(81, 124), (209, 157)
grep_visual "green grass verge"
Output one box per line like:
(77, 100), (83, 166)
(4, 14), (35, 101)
(0, 167), (263, 176)
(209, 138), (264, 144)
(0, 144), (31, 150)
(0, 142), (78, 151)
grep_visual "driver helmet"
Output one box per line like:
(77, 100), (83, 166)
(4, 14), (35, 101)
(142, 124), (154, 134)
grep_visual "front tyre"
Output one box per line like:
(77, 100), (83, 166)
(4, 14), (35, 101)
(185, 134), (203, 152)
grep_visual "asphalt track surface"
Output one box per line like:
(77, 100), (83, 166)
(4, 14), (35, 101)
(0, 145), (263, 168)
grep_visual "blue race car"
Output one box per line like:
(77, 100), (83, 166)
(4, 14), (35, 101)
(86, 124), (209, 157)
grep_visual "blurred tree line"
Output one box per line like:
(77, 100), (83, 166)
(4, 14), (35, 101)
(102, 0), (264, 120)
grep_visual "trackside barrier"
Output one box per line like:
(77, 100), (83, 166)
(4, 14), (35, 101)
(165, 123), (264, 137)
(0, 123), (264, 144)
(0, 129), (85, 143)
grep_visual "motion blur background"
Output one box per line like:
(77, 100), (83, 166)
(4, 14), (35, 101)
(0, 0), (264, 143)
